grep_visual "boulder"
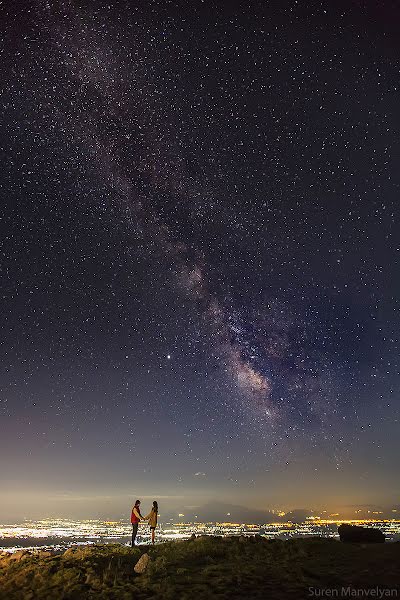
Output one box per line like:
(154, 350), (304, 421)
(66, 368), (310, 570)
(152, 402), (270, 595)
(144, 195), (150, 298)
(34, 550), (53, 559)
(85, 572), (101, 588)
(9, 550), (31, 561)
(63, 546), (96, 559)
(134, 553), (150, 574)
(338, 524), (385, 543)
(0, 551), (11, 563)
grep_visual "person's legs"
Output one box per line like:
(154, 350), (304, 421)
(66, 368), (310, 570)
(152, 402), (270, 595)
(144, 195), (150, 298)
(151, 527), (155, 544)
(131, 523), (138, 547)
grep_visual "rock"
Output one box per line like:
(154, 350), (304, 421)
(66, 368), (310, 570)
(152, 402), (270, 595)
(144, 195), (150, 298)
(190, 533), (196, 540)
(0, 551), (11, 563)
(85, 572), (101, 588)
(134, 553), (150, 574)
(338, 524), (385, 543)
(9, 550), (31, 561)
(34, 550), (53, 558)
(63, 546), (97, 559)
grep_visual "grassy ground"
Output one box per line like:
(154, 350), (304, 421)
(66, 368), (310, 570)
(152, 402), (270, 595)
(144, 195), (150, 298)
(0, 536), (399, 599)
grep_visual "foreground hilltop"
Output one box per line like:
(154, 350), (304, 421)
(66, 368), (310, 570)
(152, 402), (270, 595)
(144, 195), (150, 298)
(0, 536), (399, 599)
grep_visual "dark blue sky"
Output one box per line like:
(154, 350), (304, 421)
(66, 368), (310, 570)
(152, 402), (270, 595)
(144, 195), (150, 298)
(0, 0), (399, 520)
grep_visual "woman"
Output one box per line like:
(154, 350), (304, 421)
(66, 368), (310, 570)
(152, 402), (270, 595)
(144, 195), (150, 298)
(144, 501), (158, 544)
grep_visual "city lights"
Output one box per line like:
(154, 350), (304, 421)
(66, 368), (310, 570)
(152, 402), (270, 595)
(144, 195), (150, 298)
(1, 517), (399, 553)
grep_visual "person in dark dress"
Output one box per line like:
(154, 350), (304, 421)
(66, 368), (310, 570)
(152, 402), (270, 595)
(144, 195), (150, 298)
(144, 501), (158, 544)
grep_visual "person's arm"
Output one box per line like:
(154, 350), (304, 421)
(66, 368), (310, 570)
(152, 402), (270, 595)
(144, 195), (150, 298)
(143, 512), (151, 520)
(133, 507), (142, 521)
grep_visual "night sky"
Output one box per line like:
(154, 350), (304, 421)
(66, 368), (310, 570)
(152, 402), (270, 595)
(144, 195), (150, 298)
(1, 0), (399, 521)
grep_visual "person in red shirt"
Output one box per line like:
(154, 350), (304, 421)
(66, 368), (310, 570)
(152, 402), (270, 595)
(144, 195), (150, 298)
(130, 499), (145, 547)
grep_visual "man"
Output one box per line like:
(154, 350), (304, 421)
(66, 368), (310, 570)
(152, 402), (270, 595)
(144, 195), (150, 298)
(130, 499), (145, 547)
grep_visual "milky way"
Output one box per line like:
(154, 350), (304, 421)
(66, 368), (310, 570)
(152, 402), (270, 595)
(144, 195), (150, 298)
(34, 0), (353, 457)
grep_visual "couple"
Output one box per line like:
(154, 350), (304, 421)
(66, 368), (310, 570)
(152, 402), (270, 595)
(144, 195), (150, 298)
(130, 499), (158, 546)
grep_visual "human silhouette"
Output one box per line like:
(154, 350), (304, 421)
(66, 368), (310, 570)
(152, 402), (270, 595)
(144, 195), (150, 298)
(130, 499), (145, 546)
(144, 500), (158, 544)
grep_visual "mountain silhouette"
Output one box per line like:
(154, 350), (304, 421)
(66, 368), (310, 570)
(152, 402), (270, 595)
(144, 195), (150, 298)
(168, 501), (306, 523)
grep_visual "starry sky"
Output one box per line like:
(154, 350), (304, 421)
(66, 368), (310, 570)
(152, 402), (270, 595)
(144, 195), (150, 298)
(1, 0), (399, 521)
